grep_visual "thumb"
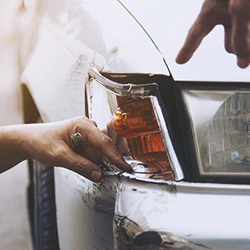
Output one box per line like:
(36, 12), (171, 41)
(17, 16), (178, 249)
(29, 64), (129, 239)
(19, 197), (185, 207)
(58, 148), (102, 182)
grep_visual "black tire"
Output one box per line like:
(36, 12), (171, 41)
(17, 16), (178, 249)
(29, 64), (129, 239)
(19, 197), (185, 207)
(28, 160), (60, 250)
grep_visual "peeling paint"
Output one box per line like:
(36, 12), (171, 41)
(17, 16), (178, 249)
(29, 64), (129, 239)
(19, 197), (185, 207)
(114, 215), (210, 250)
(122, 171), (177, 185)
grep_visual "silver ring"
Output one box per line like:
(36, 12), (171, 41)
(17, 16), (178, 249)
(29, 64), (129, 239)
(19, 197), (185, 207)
(71, 132), (82, 141)
(71, 132), (82, 151)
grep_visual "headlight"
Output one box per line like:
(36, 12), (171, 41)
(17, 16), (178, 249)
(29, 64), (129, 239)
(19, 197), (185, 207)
(179, 83), (250, 183)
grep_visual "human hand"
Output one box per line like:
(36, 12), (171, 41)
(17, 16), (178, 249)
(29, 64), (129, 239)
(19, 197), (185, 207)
(176, 0), (250, 68)
(23, 117), (132, 182)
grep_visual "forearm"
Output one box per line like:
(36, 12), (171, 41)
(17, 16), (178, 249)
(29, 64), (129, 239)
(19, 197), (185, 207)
(0, 117), (131, 181)
(0, 125), (29, 173)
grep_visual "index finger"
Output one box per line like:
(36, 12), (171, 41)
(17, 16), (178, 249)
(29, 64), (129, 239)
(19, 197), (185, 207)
(229, 0), (250, 68)
(81, 123), (132, 172)
(176, 9), (216, 64)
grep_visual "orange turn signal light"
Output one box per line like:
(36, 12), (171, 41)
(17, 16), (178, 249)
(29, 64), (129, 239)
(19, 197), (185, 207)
(113, 98), (174, 180)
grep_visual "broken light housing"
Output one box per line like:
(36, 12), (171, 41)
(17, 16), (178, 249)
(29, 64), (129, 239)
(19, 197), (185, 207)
(87, 67), (184, 181)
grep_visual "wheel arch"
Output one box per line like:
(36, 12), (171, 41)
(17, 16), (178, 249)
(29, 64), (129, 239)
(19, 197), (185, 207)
(21, 83), (41, 124)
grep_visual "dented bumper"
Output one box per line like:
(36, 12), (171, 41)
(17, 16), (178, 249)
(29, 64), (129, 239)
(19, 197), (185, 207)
(114, 177), (250, 250)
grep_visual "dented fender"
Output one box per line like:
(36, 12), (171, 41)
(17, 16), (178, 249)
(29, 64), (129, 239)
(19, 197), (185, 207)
(114, 177), (250, 250)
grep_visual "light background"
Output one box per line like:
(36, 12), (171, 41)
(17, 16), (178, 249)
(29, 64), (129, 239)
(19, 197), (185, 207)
(0, 1), (33, 249)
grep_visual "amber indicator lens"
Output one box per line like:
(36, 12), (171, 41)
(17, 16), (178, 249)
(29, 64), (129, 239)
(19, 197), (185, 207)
(113, 98), (174, 180)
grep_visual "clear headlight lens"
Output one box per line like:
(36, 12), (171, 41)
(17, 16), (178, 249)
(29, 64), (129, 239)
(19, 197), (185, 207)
(183, 90), (250, 176)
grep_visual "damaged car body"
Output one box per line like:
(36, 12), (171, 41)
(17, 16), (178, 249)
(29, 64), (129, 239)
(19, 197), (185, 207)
(20, 0), (250, 249)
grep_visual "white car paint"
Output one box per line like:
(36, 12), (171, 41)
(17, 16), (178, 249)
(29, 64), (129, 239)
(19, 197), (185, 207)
(21, 0), (250, 249)
(121, 0), (250, 82)
(115, 178), (250, 250)
(21, 0), (170, 249)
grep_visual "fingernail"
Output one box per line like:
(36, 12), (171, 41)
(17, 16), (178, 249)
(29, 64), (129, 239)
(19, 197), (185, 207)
(237, 57), (249, 68)
(175, 54), (189, 65)
(90, 170), (102, 183)
(127, 167), (134, 173)
(175, 55), (184, 64)
(122, 159), (133, 173)
(125, 165), (133, 173)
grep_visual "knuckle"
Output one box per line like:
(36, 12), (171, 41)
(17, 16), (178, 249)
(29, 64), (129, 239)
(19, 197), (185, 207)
(74, 116), (88, 123)
(90, 119), (98, 127)
(188, 27), (199, 39)
(74, 160), (88, 172)
(73, 123), (89, 138)
(108, 144), (122, 161)
(101, 134), (113, 145)
(73, 116), (89, 128)
(200, 1), (221, 20)
(234, 41), (249, 56)
(113, 149), (122, 159)
(229, 1), (249, 16)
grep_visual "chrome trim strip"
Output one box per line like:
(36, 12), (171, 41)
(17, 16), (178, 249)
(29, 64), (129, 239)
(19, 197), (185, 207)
(89, 66), (158, 97)
(85, 78), (93, 119)
(151, 96), (184, 181)
(121, 173), (250, 193)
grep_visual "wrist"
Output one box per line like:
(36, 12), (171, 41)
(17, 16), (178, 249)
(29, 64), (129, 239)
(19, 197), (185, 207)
(0, 124), (32, 161)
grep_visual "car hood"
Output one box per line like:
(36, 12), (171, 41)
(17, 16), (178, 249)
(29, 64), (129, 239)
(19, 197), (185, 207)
(121, 0), (250, 82)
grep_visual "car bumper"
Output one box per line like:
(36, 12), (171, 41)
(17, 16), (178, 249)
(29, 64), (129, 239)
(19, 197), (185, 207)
(114, 176), (250, 250)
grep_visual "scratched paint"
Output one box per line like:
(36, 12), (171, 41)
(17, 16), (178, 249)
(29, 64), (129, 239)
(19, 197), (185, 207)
(113, 177), (250, 250)
(21, 0), (250, 249)
(73, 162), (250, 250)
(114, 214), (209, 249)
(79, 172), (119, 214)
(74, 173), (119, 250)
(113, 178), (198, 249)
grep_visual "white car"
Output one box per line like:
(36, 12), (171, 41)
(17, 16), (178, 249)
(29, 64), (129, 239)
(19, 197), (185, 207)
(21, 0), (250, 249)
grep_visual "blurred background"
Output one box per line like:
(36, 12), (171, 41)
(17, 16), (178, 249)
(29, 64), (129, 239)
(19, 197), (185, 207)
(0, 0), (39, 249)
